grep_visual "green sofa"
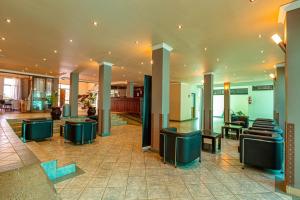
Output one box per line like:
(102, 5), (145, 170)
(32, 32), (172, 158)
(21, 118), (53, 142)
(64, 120), (97, 144)
(159, 127), (202, 167)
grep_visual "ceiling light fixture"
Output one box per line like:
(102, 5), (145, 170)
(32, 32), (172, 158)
(150, 60), (154, 65)
(260, 50), (264, 54)
(204, 47), (207, 51)
(262, 60), (265, 64)
(271, 34), (286, 53)
(43, 58), (47, 61)
(121, 66), (124, 70)
(89, 58), (93, 62)
(0, 49), (2, 52)
(269, 73), (276, 79)
(178, 24), (183, 30)
(141, 62), (144, 65)
(5, 18), (11, 23)
(258, 34), (262, 38)
(108, 51), (112, 55)
(69, 39), (73, 43)
(217, 58), (220, 62)
(1, 37), (6, 41)
(249, 0), (256, 2)
(135, 41), (139, 45)
(54, 50), (58, 54)
(93, 21), (98, 26)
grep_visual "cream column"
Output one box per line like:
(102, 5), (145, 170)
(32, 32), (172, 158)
(151, 43), (173, 151)
(273, 63), (285, 130)
(203, 73), (214, 131)
(126, 81), (134, 98)
(98, 62), (113, 136)
(224, 82), (230, 123)
(70, 72), (79, 117)
(282, 2), (300, 191)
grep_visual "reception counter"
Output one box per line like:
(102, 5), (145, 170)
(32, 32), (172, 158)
(111, 97), (141, 113)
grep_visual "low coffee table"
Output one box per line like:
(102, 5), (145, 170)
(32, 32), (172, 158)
(202, 130), (221, 153)
(221, 124), (243, 140)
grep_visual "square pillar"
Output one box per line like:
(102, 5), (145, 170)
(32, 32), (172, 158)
(151, 43), (173, 151)
(70, 72), (79, 117)
(98, 62), (113, 136)
(273, 63), (285, 130)
(224, 82), (231, 123)
(203, 73), (214, 131)
(285, 5), (300, 190)
(126, 81), (134, 98)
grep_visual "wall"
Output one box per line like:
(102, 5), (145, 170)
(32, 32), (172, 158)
(248, 87), (274, 120)
(169, 82), (200, 121)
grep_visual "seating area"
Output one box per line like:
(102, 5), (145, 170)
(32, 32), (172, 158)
(2, 0), (300, 199)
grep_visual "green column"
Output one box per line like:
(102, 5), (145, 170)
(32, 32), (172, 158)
(98, 62), (112, 136)
(151, 43), (173, 151)
(70, 72), (79, 117)
(126, 81), (134, 97)
(273, 63), (285, 130)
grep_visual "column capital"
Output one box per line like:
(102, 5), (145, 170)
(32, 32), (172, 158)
(203, 72), (214, 76)
(152, 42), (173, 52)
(275, 62), (285, 68)
(101, 62), (113, 67)
(279, 1), (300, 24)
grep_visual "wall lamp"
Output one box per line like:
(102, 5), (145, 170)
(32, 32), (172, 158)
(271, 34), (286, 53)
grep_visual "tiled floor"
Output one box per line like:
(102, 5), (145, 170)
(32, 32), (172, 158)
(0, 112), (296, 200)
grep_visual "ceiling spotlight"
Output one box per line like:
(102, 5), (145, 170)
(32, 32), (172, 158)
(50, 71), (53, 74)
(122, 74), (126, 77)
(135, 41), (139, 45)
(93, 21), (98, 26)
(43, 58), (47, 61)
(216, 58), (220, 62)
(204, 47), (207, 51)
(121, 66), (124, 70)
(258, 34), (262, 38)
(201, 80), (204, 84)
(69, 39), (73, 43)
(5, 18), (11, 23)
(260, 50), (264, 54)
(150, 60), (154, 65)
(141, 62), (144, 65)
(0, 49), (2, 52)
(108, 51), (112, 55)
(35, 64), (38, 67)
(262, 60), (265, 64)
(249, 0), (256, 2)
(54, 50), (58, 54)
(269, 73), (276, 79)
(1, 37), (6, 41)
(178, 24), (183, 30)
(184, 64), (187, 67)
(89, 58), (93, 62)
(138, 71), (142, 74)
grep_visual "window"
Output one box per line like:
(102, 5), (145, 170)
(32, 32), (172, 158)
(3, 78), (20, 99)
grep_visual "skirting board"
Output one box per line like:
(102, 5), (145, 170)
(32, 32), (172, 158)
(287, 185), (300, 197)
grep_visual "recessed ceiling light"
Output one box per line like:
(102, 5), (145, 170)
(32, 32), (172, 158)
(260, 50), (264, 54)
(50, 71), (53, 74)
(262, 60), (265, 63)
(54, 50), (58, 54)
(43, 58), (47, 61)
(225, 65), (228, 69)
(35, 64), (38, 67)
(138, 71), (142, 74)
(178, 24), (183, 30)
(269, 73), (275, 79)
(69, 39), (73, 43)
(121, 66), (124, 70)
(217, 58), (220, 62)
(141, 62), (144, 65)
(204, 47), (207, 51)
(201, 80), (204, 84)
(122, 74), (126, 77)
(93, 21), (98, 26)
(135, 41), (139, 45)
(250, 0), (256, 2)
(108, 51), (112, 55)
(271, 34), (283, 44)
(258, 34), (262, 38)
(89, 58), (93, 62)
(184, 64), (187, 67)
(5, 18), (11, 23)
(1, 37), (6, 41)
(150, 60), (154, 65)
(0, 49), (2, 52)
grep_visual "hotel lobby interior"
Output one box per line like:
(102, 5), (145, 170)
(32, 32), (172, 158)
(1, 0), (300, 199)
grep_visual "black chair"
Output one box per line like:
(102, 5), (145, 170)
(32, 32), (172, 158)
(240, 132), (283, 170)
(159, 128), (201, 167)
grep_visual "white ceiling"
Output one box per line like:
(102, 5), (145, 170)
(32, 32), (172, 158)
(0, 0), (291, 85)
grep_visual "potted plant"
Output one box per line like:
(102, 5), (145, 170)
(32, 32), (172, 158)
(79, 92), (97, 116)
(50, 91), (61, 120)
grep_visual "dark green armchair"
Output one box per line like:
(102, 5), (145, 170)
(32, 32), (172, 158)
(21, 118), (53, 142)
(64, 120), (97, 144)
(159, 128), (202, 167)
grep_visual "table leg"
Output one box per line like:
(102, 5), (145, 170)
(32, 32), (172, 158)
(236, 129), (240, 140)
(212, 138), (216, 153)
(221, 127), (224, 138)
(218, 136), (221, 151)
(225, 128), (229, 138)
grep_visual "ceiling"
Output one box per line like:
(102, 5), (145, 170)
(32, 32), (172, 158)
(0, 0), (291, 85)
